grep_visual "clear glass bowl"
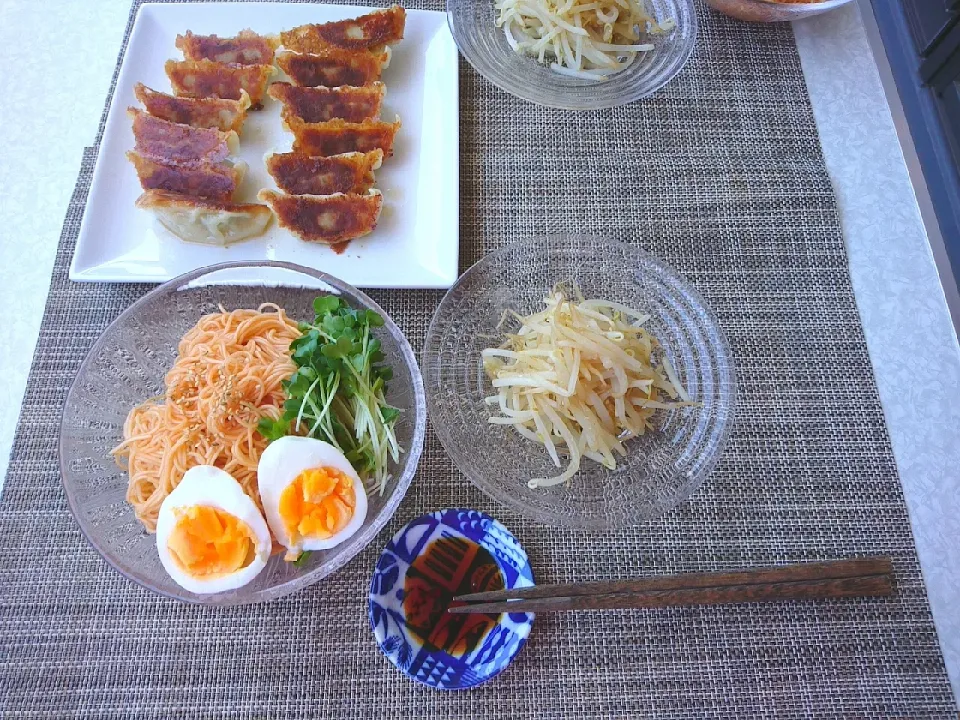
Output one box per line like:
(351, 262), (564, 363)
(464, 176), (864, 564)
(422, 236), (735, 529)
(59, 261), (426, 605)
(447, 0), (697, 110)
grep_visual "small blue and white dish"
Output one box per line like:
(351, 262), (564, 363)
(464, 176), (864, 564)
(369, 508), (534, 690)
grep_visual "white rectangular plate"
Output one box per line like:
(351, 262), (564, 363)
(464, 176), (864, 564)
(70, 2), (459, 288)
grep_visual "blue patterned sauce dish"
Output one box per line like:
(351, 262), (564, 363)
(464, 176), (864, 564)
(369, 508), (534, 689)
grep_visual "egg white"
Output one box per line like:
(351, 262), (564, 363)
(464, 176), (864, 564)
(257, 437), (368, 555)
(155, 465), (272, 595)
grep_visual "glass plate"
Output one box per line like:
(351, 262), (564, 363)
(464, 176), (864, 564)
(447, 0), (696, 109)
(59, 261), (426, 605)
(422, 235), (736, 529)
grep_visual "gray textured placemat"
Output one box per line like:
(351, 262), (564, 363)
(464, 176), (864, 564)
(1, 0), (956, 717)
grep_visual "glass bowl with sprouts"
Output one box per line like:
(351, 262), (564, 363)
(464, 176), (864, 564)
(422, 236), (736, 529)
(447, 0), (696, 109)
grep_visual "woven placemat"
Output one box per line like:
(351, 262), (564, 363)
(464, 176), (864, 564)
(1, 0), (956, 717)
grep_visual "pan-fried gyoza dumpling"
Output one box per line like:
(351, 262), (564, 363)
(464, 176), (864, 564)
(280, 6), (405, 52)
(265, 150), (382, 195)
(276, 48), (390, 88)
(176, 29), (279, 65)
(134, 83), (251, 132)
(269, 81), (385, 123)
(165, 59), (275, 107)
(126, 152), (246, 200)
(286, 116), (401, 158)
(136, 190), (273, 246)
(258, 189), (382, 245)
(129, 108), (239, 166)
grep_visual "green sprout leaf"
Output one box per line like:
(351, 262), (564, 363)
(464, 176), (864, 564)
(313, 296), (341, 316)
(257, 416), (290, 442)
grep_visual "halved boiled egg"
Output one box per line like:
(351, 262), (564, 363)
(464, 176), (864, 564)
(257, 437), (368, 560)
(155, 465), (272, 594)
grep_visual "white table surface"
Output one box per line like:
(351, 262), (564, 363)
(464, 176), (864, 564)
(1, 0), (957, 705)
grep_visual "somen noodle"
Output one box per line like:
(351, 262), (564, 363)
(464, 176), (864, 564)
(112, 305), (299, 532)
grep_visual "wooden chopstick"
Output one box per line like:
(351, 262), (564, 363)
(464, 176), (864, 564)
(453, 557), (891, 602)
(447, 557), (893, 615)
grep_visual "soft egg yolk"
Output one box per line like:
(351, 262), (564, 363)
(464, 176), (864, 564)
(167, 506), (257, 578)
(279, 466), (356, 546)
